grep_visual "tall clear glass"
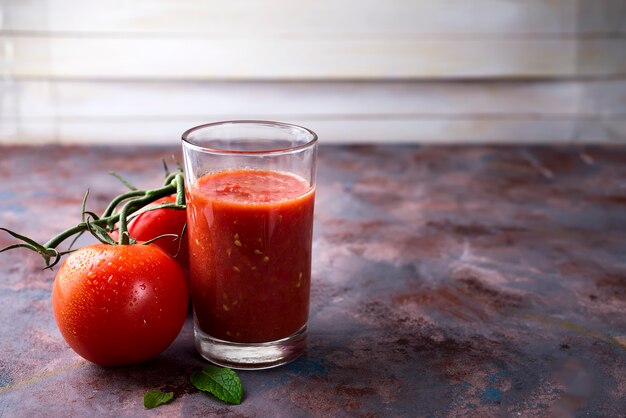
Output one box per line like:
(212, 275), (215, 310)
(181, 121), (317, 369)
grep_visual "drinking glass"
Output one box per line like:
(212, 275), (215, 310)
(182, 120), (317, 369)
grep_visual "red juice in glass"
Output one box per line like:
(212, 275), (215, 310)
(187, 169), (314, 343)
(182, 121), (317, 369)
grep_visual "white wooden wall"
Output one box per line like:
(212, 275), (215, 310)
(1, 0), (625, 144)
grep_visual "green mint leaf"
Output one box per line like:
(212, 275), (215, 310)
(143, 390), (174, 409)
(190, 365), (243, 405)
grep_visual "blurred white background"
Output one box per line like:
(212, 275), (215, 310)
(1, 0), (625, 144)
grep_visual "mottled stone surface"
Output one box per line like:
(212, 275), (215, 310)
(0, 145), (625, 417)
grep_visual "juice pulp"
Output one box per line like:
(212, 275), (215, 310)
(187, 169), (315, 343)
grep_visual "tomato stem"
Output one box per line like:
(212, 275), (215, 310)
(1, 170), (186, 268)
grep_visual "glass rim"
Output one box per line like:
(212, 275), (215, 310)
(181, 120), (318, 156)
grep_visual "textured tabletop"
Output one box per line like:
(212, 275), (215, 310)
(0, 145), (625, 417)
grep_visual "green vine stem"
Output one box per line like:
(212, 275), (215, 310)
(0, 170), (186, 268)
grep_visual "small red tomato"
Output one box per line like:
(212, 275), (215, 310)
(52, 244), (188, 366)
(112, 196), (189, 275)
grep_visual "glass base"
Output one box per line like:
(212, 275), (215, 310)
(194, 325), (307, 370)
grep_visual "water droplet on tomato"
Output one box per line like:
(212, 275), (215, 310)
(107, 275), (113, 283)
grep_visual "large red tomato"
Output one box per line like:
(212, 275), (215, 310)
(52, 244), (188, 366)
(112, 196), (189, 275)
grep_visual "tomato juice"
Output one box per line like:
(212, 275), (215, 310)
(187, 169), (314, 343)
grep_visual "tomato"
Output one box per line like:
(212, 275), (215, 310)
(52, 243), (188, 366)
(112, 196), (189, 275)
